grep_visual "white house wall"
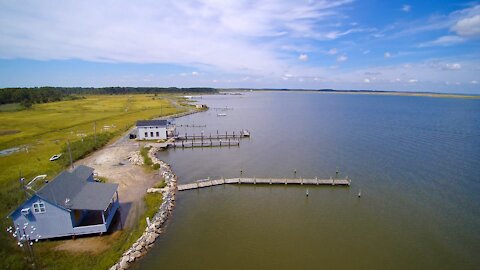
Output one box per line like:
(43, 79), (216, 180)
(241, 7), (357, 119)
(137, 126), (167, 140)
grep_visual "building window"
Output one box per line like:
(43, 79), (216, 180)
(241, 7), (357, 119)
(156, 132), (159, 137)
(145, 132), (148, 137)
(33, 202), (46, 213)
(150, 132), (154, 137)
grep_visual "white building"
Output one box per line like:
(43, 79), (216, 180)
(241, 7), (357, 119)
(136, 120), (170, 140)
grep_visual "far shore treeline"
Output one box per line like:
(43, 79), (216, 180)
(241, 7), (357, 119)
(0, 87), (218, 107)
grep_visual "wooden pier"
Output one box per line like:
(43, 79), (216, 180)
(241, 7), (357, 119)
(177, 124), (207, 128)
(177, 177), (351, 191)
(176, 130), (250, 140)
(172, 139), (240, 148)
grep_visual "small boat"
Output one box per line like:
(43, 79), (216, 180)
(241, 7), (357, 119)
(358, 189), (362, 198)
(241, 129), (250, 137)
(49, 153), (62, 161)
(217, 113), (227, 117)
(306, 189), (309, 197)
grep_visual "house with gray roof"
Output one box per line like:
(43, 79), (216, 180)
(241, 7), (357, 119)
(9, 165), (119, 239)
(135, 119), (175, 140)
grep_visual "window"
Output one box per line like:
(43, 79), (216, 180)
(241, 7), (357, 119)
(150, 132), (154, 137)
(145, 132), (148, 137)
(156, 132), (159, 137)
(33, 202), (46, 213)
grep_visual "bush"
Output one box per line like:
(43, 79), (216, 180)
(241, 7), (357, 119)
(152, 163), (160, 170)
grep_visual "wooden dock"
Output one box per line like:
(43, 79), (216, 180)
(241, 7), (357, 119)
(176, 130), (250, 140)
(172, 139), (240, 148)
(177, 124), (207, 128)
(177, 177), (351, 191)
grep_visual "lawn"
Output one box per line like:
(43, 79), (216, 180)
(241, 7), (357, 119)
(0, 94), (186, 269)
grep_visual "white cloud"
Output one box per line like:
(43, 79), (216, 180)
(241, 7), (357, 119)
(0, 0), (354, 76)
(323, 28), (373, 40)
(408, 79), (418, 83)
(363, 78), (370, 83)
(418, 35), (465, 47)
(472, 80), (478, 84)
(191, 71), (199, 76)
(442, 63), (461, 70)
(452, 14), (480, 37)
(402, 5), (411, 12)
(363, 50), (370, 55)
(327, 48), (338, 55)
(337, 54), (348, 62)
(384, 52), (391, 58)
(298, 54), (309, 61)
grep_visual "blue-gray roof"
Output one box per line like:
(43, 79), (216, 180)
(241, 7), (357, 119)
(136, 120), (168, 127)
(71, 165), (94, 180)
(35, 166), (118, 211)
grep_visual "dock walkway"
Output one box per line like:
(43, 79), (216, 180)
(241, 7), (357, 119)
(177, 177), (350, 191)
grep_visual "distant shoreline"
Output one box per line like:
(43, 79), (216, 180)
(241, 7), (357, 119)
(220, 88), (480, 99)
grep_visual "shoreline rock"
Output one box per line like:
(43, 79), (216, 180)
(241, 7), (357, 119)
(111, 146), (177, 270)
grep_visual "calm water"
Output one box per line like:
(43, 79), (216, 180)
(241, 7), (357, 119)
(134, 92), (480, 270)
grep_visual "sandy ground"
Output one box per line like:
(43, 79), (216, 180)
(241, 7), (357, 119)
(54, 102), (196, 254)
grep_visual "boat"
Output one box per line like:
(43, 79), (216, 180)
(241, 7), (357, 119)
(306, 189), (309, 197)
(49, 153), (62, 161)
(217, 113), (227, 117)
(358, 189), (362, 198)
(240, 129), (250, 137)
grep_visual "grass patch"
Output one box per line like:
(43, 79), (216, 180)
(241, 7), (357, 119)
(154, 179), (167, 189)
(95, 176), (108, 183)
(0, 94), (186, 270)
(0, 103), (24, 112)
(140, 146), (153, 166)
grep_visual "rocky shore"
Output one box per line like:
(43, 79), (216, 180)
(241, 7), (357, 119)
(110, 147), (177, 270)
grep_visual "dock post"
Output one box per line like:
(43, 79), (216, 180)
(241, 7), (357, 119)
(222, 176), (225, 184)
(316, 177), (318, 185)
(269, 178), (272, 185)
(301, 178), (303, 185)
(254, 177), (256, 184)
(285, 178), (287, 185)
(239, 178), (241, 184)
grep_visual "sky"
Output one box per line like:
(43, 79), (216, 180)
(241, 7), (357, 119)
(0, 0), (479, 93)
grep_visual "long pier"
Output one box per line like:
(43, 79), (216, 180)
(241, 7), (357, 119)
(172, 140), (240, 148)
(177, 124), (207, 128)
(176, 130), (250, 140)
(177, 177), (351, 191)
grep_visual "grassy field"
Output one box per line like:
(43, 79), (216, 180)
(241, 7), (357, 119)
(0, 94), (187, 269)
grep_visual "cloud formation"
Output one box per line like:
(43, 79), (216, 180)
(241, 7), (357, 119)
(0, 1), (478, 93)
(0, 0), (355, 76)
(299, 54), (309, 61)
(402, 5), (411, 12)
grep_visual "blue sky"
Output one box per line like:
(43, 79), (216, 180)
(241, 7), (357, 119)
(0, 0), (479, 93)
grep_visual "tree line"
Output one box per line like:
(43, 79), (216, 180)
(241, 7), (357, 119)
(0, 87), (218, 107)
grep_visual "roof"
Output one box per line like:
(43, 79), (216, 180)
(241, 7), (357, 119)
(35, 166), (118, 211)
(71, 165), (94, 180)
(136, 120), (168, 127)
